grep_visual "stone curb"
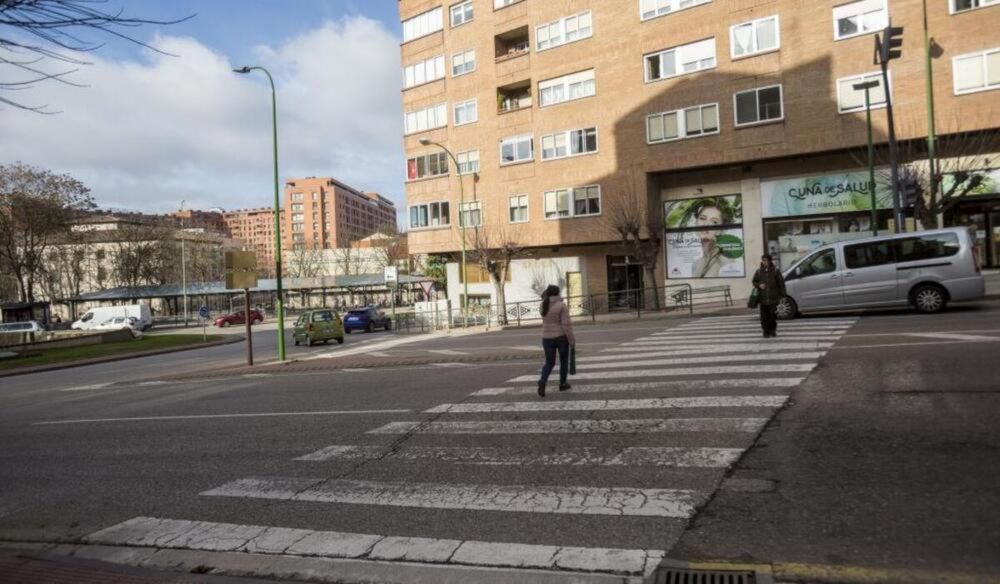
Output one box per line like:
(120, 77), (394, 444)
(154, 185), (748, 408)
(0, 542), (646, 584)
(0, 335), (244, 379)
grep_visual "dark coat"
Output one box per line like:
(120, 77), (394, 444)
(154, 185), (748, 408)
(752, 265), (786, 306)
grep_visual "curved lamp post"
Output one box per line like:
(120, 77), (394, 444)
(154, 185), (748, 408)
(419, 138), (469, 327)
(233, 65), (285, 360)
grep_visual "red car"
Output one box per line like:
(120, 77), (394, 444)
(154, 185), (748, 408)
(214, 309), (263, 327)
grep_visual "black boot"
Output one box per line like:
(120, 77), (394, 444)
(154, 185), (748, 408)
(559, 383), (571, 391)
(538, 381), (546, 398)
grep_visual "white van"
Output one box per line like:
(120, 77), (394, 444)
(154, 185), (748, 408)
(72, 304), (153, 331)
(777, 228), (985, 319)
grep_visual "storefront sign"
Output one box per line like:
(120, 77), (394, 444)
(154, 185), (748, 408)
(664, 195), (745, 279)
(761, 171), (893, 218)
(942, 168), (1000, 198)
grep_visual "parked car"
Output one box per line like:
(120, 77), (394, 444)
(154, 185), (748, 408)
(343, 307), (392, 333)
(293, 309), (345, 346)
(777, 228), (985, 320)
(0, 321), (46, 334)
(214, 309), (263, 328)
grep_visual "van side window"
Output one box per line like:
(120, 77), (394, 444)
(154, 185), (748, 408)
(894, 233), (960, 263)
(845, 241), (895, 269)
(800, 249), (837, 277)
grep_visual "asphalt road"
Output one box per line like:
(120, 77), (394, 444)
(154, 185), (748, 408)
(1, 301), (998, 581)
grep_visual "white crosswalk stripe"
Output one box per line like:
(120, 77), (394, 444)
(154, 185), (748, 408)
(86, 314), (856, 579)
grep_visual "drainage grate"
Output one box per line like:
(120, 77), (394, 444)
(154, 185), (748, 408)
(652, 566), (756, 584)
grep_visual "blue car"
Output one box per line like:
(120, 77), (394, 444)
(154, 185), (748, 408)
(343, 307), (392, 333)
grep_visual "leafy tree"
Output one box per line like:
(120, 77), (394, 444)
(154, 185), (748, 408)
(0, 162), (94, 302)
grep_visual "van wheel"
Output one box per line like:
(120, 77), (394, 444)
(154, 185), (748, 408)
(336, 337), (344, 344)
(775, 296), (797, 320)
(912, 284), (947, 314)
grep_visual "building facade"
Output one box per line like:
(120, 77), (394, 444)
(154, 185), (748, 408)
(222, 207), (284, 275)
(283, 177), (398, 250)
(398, 0), (1000, 306)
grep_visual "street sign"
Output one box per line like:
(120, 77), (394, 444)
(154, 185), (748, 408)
(384, 266), (398, 284)
(225, 251), (258, 290)
(198, 306), (210, 319)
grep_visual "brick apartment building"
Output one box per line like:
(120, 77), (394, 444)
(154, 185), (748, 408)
(398, 0), (1000, 307)
(222, 207), (285, 275)
(283, 177), (398, 250)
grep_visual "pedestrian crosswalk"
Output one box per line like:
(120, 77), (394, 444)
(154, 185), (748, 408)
(85, 314), (857, 579)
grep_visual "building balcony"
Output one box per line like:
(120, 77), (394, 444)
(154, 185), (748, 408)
(497, 80), (532, 114)
(495, 26), (529, 63)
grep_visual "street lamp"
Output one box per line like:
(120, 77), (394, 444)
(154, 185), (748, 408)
(853, 79), (881, 237)
(419, 137), (469, 327)
(233, 65), (286, 360)
(180, 199), (189, 323)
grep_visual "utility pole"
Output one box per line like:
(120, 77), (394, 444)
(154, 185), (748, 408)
(180, 199), (189, 325)
(854, 80), (881, 237)
(922, 0), (938, 228)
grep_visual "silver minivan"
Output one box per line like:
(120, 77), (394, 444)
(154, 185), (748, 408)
(777, 228), (985, 319)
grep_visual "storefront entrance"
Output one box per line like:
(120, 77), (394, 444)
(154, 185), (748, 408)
(606, 256), (643, 311)
(948, 198), (1000, 269)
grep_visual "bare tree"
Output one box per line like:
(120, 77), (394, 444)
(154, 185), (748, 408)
(603, 171), (662, 309)
(331, 245), (367, 276)
(0, 162), (94, 302)
(39, 242), (90, 301)
(468, 221), (529, 325)
(108, 223), (173, 294)
(853, 124), (999, 228)
(369, 225), (409, 272)
(0, 1), (192, 112)
(286, 246), (325, 278)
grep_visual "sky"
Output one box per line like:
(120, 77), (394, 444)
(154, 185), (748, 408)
(0, 1), (406, 217)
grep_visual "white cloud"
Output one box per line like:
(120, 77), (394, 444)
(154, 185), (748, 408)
(0, 16), (404, 218)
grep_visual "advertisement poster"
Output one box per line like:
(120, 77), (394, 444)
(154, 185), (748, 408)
(942, 168), (999, 197)
(761, 171), (893, 218)
(666, 228), (746, 279)
(664, 194), (743, 228)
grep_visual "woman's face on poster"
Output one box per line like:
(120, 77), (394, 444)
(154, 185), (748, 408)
(697, 206), (723, 246)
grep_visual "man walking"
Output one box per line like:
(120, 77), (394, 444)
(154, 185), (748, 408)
(752, 254), (785, 338)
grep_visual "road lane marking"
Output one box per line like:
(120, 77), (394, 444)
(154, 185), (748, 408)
(296, 445), (745, 468)
(900, 332), (1000, 342)
(427, 396), (788, 414)
(506, 364), (816, 383)
(201, 477), (705, 518)
(662, 324), (853, 332)
(586, 344), (833, 358)
(60, 382), (115, 392)
(33, 409), (411, 425)
(368, 417), (768, 435)
(577, 352), (825, 370)
(631, 332), (845, 342)
(85, 516), (665, 576)
(427, 349), (470, 355)
(471, 378), (805, 396)
(621, 336), (843, 346)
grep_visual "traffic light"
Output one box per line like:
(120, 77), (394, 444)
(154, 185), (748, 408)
(875, 25), (904, 64)
(900, 177), (921, 209)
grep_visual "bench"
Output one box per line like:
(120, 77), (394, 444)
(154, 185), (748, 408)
(670, 285), (733, 307)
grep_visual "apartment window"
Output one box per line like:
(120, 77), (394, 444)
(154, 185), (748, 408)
(730, 15), (780, 58)
(452, 49), (476, 77)
(291, 203), (303, 212)
(291, 193), (303, 202)
(494, 0), (522, 8)
(833, 0), (888, 41)
(951, 0), (999, 12)
(403, 55), (445, 89)
(404, 102), (448, 134)
(454, 98), (478, 125)
(645, 38), (716, 82)
(544, 186), (601, 219)
(311, 192), (318, 200)
(953, 48), (1000, 94)
(291, 213), (304, 222)
(407, 152), (449, 181)
(734, 85), (783, 126)
(837, 72), (889, 112)
(500, 134), (534, 165)
(539, 69), (595, 107)
(457, 150), (480, 175)
(409, 201), (450, 229)
(640, 0), (710, 21)
(451, 0), (473, 26)
(647, 103), (719, 143)
(537, 11), (593, 51)
(459, 201), (482, 228)
(509, 195), (529, 223)
(402, 6), (443, 43)
(541, 127), (598, 160)
(292, 223), (304, 232)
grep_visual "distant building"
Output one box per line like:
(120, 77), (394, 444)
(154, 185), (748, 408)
(169, 209), (229, 236)
(222, 207), (284, 275)
(283, 177), (397, 250)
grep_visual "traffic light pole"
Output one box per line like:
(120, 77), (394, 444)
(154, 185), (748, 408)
(876, 25), (905, 233)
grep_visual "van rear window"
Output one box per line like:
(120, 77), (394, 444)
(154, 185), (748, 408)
(894, 233), (960, 263)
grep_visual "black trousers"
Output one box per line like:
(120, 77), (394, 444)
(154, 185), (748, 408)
(540, 335), (569, 386)
(759, 304), (778, 335)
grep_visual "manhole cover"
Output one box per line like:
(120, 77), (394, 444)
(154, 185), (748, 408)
(652, 566), (757, 584)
